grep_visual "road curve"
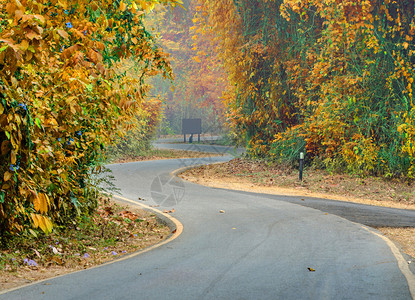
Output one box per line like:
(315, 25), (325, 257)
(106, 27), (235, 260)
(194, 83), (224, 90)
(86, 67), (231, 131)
(1, 143), (414, 299)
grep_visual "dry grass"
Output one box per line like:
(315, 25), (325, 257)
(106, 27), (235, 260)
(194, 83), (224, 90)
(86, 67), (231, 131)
(377, 227), (415, 258)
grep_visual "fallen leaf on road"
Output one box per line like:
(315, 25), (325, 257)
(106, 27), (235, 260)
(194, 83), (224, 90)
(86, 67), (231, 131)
(219, 210), (225, 213)
(307, 267), (316, 272)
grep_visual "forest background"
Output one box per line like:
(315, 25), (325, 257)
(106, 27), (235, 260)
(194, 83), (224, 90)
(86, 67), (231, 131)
(0, 0), (414, 239)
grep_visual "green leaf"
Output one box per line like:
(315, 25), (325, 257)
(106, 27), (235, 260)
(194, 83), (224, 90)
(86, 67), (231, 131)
(71, 196), (78, 207)
(0, 45), (8, 52)
(35, 118), (42, 129)
(0, 191), (5, 203)
(28, 229), (38, 237)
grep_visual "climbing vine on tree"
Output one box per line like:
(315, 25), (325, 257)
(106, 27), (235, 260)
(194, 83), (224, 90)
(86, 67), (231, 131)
(195, 0), (415, 178)
(0, 0), (180, 238)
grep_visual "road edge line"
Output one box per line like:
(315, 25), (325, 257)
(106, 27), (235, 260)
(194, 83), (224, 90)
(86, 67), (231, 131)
(0, 195), (183, 296)
(363, 226), (415, 299)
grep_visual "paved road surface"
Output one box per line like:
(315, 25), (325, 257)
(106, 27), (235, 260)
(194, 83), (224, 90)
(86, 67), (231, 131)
(1, 141), (413, 299)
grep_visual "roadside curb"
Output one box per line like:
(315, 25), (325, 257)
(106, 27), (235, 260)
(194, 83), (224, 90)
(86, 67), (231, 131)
(0, 195), (183, 296)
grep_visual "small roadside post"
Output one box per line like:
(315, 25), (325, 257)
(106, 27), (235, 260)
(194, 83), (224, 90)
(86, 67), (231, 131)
(299, 152), (304, 181)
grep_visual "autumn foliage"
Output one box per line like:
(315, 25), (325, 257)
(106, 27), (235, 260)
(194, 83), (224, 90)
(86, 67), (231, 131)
(196, 0), (415, 178)
(148, 1), (227, 133)
(0, 0), (178, 237)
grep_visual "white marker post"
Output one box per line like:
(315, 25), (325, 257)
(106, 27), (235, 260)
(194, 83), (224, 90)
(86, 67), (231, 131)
(299, 152), (304, 181)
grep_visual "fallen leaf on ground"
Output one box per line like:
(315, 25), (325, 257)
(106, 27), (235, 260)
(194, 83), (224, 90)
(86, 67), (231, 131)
(219, 210), (225, 213)
(119, 210), (139, 221)
(32, 249), (41, 258)
(307, 267), (316, 272)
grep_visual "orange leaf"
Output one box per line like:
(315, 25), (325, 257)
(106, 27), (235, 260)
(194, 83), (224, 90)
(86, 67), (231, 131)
(33, 194), (41, 212)
(57, 29), (69, 40)
(4, 171), (12, 182)
(119, 1), (127, 11)
(11, 150), (16, 164)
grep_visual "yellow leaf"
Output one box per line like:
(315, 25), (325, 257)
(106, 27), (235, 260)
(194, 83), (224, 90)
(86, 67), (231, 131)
(119, 1), (127, 11)
(0, 103), (3, 114)
(132, 2), (138, 11)
(38, 215), (47, 233)
(31, 213), (39, 228)
(20, 40), (29, 51)
(38, 193), (49, 214)
(36, 215), (53, 234)
(11, 150), (16, 164)
(4, 171), (12, 182)
(44, 217), (53, 233)
(403, 42), (409, 50)
(58, 0), (68, 9)
(193, 56), (201, 63)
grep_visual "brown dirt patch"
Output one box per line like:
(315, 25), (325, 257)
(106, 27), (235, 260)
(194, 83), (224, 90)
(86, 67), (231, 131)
(377, 227), (415, 258)
(0, 198), (171, 292)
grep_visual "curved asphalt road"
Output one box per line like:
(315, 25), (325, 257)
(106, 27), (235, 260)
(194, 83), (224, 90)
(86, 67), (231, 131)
(1, 142), (414, 299)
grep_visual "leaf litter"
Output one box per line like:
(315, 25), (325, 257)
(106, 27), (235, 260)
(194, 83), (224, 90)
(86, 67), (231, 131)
(0, 196), (170, 291)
